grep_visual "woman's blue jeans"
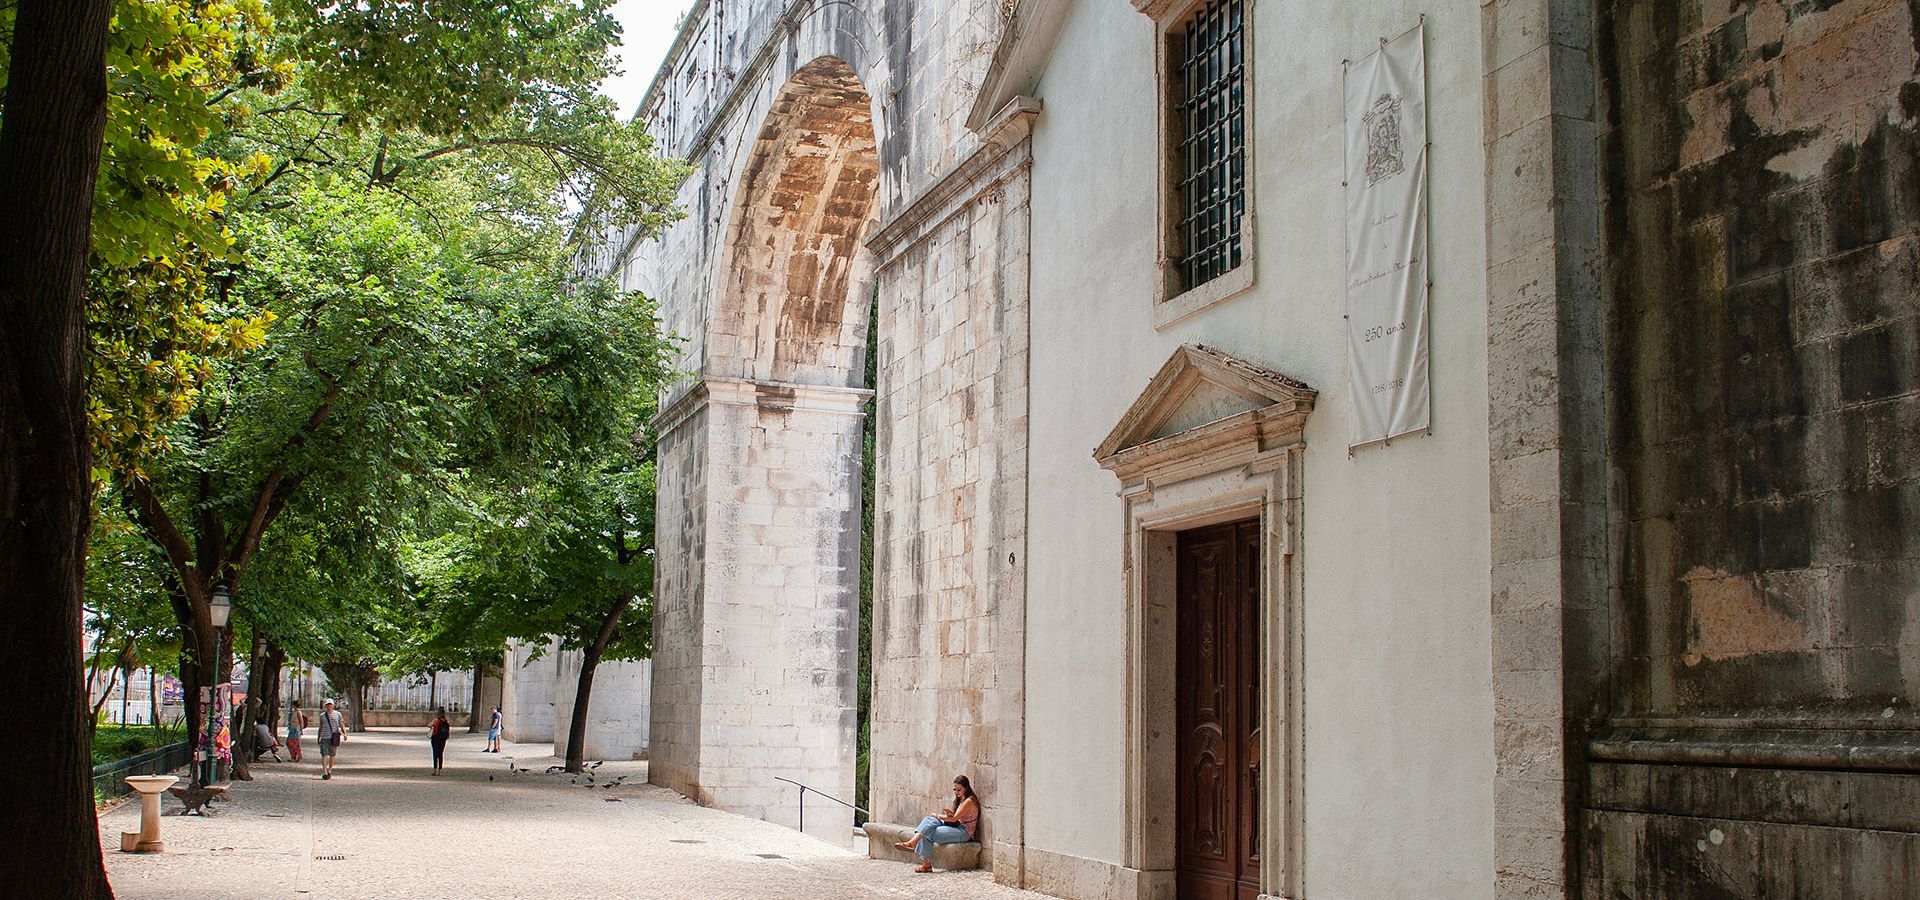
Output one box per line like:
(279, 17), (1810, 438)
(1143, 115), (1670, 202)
(913, 815), (969, 859)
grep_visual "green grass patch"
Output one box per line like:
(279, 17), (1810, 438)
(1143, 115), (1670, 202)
(90, 723), (185, 767)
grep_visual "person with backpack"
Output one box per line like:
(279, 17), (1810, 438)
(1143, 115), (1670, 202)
(316, 698), (346, 780)
(429, 707), (452, 775)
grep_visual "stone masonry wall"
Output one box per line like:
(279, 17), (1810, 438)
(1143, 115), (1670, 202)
(553, 655), (652, 762)
(649, 403), (709, 794)
(683, 390), (866, 843)
(1589, 1), (1920, 896)
(501, 639), (556, 744)
(585, 0), (1029, 850)
(868, 147), (1030, 861)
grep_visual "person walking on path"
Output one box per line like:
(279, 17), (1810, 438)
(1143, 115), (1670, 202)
(285, 701), (308, 762)
(428, 707), (452, 775)
(893, 775), (981, 873)
(316, 698), (346, 780)
(485, 705), (503, 752)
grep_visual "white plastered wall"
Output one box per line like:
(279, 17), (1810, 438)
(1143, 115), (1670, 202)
(1023, 0), (1494, 896)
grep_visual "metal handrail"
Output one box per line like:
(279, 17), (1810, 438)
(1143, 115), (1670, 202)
(773, 776), (868, 835)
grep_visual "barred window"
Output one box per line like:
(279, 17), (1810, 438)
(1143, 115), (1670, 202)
(1174, 0), (1246, 291)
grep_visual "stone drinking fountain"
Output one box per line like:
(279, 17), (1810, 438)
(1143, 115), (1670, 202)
(120, 774), (179, 853)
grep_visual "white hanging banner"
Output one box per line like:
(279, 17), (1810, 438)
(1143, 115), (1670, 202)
(1344, 22), (1431, 449)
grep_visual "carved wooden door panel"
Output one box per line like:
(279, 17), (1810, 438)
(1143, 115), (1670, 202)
(1177, 520), (1261, 900)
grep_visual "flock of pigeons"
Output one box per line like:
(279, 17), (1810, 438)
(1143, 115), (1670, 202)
(485, 757), (633, 795)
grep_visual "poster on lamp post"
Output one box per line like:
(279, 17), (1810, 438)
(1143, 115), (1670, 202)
(1343, 21), (1430, 449)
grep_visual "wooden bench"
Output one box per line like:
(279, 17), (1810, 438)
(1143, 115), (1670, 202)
(168, 783), (229, 816)
(862, 821), (982, 870)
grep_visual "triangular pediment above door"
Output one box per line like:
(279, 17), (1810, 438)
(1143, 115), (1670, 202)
(1094, 344), (1317, 477)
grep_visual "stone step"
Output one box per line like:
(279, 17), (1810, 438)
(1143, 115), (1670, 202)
(861, 821), (982, 870)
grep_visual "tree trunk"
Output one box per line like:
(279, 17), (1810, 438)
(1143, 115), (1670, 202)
(564, 596), (633, 773)
(88, 666), (120, 728)
(165, 578), (219, 781)
(261, 641), (286, 748)
(468, 664), (484, 733)
(0, 1), (116, 894)
(83, 643), (107, 735)
(149, 669), (159, 727)
(179, 629), (203, 775)
(230, 629), (267, 780)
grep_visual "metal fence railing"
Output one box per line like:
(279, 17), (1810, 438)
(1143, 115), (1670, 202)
(92, 741), (192, 803)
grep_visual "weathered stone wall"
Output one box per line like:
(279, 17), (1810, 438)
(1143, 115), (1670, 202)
(552, 656), (652, 761)
(669, 385), (867, 843)
(585, 0), (1028, 852)
(1590, 0), (1920, 895)
(867, 129), (1031, 862)
(648, 404), (708, 792)
(500, 638), (556, 744)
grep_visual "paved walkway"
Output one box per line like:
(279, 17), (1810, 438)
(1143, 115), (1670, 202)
(100, 728), (1045, 899)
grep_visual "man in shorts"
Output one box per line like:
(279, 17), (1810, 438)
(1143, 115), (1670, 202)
(485, 705), (503, 752)
(316, 698), (345, 779)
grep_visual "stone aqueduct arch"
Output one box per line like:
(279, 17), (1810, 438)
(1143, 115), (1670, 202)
(633, 1), (1031, 864)
(647, 48), (885, 844)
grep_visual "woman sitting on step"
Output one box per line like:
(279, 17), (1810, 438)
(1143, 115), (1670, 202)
(894, 775), (980, 873)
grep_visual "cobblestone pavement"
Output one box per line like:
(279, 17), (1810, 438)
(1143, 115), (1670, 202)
(99, 728), (1047, 899)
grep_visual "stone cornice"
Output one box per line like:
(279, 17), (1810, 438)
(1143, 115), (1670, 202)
(866, 96), (1041, 262)
(1095, 344), (1315, 484)
(1131, 0), (1197, 23)
(1099, 405), (1309, 485)
(965, 0), (1075, 132)
(653, 376), (873, 438)
(635, 0), (711, 124)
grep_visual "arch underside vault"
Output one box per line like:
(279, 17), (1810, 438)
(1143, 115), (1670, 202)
(712, 57), (879, 388)
(648, 55), (879, 845)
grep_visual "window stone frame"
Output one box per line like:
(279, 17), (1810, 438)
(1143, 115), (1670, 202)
(1136, 0), (1258, 329)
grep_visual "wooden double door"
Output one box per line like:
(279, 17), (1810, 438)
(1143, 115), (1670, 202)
(1176, 519), (1262, 900)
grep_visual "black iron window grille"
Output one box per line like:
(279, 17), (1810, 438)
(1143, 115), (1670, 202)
(1173, 0), (1246, 291)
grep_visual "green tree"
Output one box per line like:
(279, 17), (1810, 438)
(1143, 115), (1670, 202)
(87, 0), (283, 479)
(83, 504), (182, 732)
(110, 0), (686, 770)
(122, 173), (675, 766)
(411, 456), (661, 772)
(404, 276), (673, 772)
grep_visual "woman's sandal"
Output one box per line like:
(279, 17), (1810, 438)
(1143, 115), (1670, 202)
(894, 840), (916, 850)
(915, 864), (933, 873)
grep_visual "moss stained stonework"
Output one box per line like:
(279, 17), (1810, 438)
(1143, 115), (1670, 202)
(1590, 0), (1920, 895)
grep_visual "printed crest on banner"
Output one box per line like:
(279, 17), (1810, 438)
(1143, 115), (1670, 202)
(1343, 22), (1430, 449)
(1363, 93), (1404, 186)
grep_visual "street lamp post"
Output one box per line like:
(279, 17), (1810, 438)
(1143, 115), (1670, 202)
(201, 585), (232, 785)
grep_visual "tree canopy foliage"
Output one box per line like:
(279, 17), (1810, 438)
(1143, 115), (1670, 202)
(56, 0), (689, 766)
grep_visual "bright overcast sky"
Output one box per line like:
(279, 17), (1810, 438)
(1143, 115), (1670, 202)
(600, 1), (693, 118)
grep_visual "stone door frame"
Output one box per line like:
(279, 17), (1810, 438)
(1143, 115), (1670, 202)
(1118, 450), (1304, 900)
(1097, 345), (1314, 899)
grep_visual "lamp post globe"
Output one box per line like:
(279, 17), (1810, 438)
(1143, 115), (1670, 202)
(210, 584), (232, 630)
